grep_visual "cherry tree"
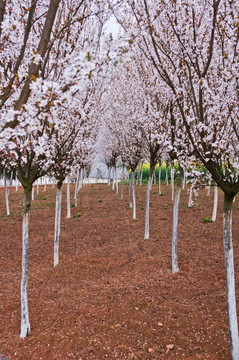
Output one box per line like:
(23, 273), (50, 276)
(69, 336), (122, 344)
(0, 0), (112, 338)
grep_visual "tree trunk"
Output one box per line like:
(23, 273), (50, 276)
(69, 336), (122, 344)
(140, 165), (143, 186)
(172, 166), (183, 274)
(129, 173), (133, 208)
(182, 169), (186, 190)
(3, 168), (10, 216)
(66, 175), (71, 218)
(223, 194), (239, 360)
(79, 168), (83, 190)
(207, 180), (211, 196)
(36, 179), (39, 194)
(132, 171), (136, 220)
(188, 184), (193, 207)
(158, 165), (161, 194)
(44, 176), (47, 191)
(144, 166), (154, 239)
(165, 164), (168, 185)
(20, 185), (32, 338)
(31, 183), (34, 201)
(115, 167), (118, 194)
(74, 169), (80, 207)
(212, 185), (218, 222)
(107, 167), (111, 186)
(121, 165), (124, 200)
(16, 178), (18, 192)
(112, 167), (115, 191)
(54, 182), (62, 267)
(171, 163), (174, 201)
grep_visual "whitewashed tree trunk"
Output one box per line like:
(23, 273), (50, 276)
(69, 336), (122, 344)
(74, 169), (80, 207)
(165, 164), (169, 185)
(132, 171), (136, 220)
(223, 194), (239, 360)
(144, 167), (154, 239)
(31, 184), (34, 201)
(8, 170), (13, 195)
(44, 176), (47, 191)
(115, 167), (118, 194)
(107, 167), (111, 186)
(121, 165), (124, 200)
(172, 167), (183, 274)
(171, 163), (174, 201)
(52, 178), (55, 189)
(212, 185), (218, 222)
(54, 183), (62, 267)
(36, 179), (39, 194)
(67, 176), (71, 218)
(79, 168), (83, 190)
(136, 167), (139, 185)
(158, 165), (161, 194)
(182, 169), (186, 190)
(112, 167), (115, 191)
(20, 186), (31, 338)
(16, 178), (18, 192)
(188, 184), (193, 207)
(129, 173), (133, 208)
(207, 180), (211, 196)
(3, 169), (10, 216)
(153, 171), (156, 185)
(140, 165), (143, 186)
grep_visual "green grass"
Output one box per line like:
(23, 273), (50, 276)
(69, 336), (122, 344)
(203, 217), (213, 223)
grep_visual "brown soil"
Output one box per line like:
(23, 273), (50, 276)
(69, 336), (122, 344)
(0, 182), (239, 360)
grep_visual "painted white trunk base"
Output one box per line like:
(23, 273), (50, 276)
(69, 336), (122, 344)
(212, 185), (218, 222)
(223, 196), (239, 360)
(20, 203), (31, 338)
(54, 186), (62, 267)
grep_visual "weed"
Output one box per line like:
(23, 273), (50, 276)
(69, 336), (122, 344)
(203, 217), (213, 223)
(75, 213), (81, 218)
(161, 217), (167, 220)
(140, 207), (144, 210)
(71, 204), (75, 208)
(98, 199), (103, 203)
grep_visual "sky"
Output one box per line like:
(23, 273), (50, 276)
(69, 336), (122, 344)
(103, 16), (122, 39)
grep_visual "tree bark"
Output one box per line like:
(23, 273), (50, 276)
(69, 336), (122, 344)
(172, 166), (183, 274)
(20, 185), (32, 338)
(31, 183), (34, 201)
(107, 167), (111, 186)
(223, 194), (239, 360)
(188, 184), (193, 207)
(171, 163), (174, 201)
(3, 168), (10, 216)
(144, 166), (154, 239)
(158, 165), (161, 194)
(66, 175), (71, 218)
(121, 165), (124, 200)
(129, 172), (133, 208)
(74, 169), (80, 207)
(212, 185), (218, 222)
(115, 167), (118, 194)
(112, 167), (115, 191)
(132, 171), (136, 220)
(54, 182), (62, 267)
(165, 164), (168, 185)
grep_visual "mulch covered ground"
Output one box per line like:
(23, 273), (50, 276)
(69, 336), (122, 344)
(0, 182), (239, 360)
